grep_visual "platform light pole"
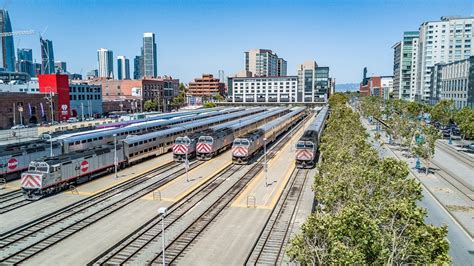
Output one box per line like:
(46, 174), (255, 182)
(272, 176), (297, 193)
(113, 133), (118, 178)
(158, 207), (168, 266)
(44, 134), (53, 157)
(185, 141), (189, 182)
(264, 137), (268, 187)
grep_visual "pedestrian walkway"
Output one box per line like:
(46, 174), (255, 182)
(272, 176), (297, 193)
(361, 118), (474, 238)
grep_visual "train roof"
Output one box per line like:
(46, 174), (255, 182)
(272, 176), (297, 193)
(0, 141), (60, 157)
(237, 107), (305, 142)
(35, 144), (120, 166)
(50, 127), (116, 142)
(299, 105), (329, 141)
(209, 107), (288, 132)
(61, 108), (242, 144)
(123, 109), (256, 145)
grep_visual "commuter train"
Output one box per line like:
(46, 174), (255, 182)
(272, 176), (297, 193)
(21, 109), (261, 200)
(295, 106), (329, 169)
(61, 108), (244, 153)
(1, 109), (232, 181)
(172, 108), (264, 162)
(232, 107), (306, 164)
(96, 108), (222, 129)
(196, 108), (289, 160)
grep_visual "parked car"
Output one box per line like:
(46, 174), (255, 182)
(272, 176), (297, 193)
(467, 143), (474, 151)
(11, 124), (26, 130)
(67, 117), (79, 123)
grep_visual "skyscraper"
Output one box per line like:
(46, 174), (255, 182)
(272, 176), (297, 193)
(133, 54), (142, 80)
(97, 48), (114, 78)
(17, 48), (34, 76)
(0, 9), (15, 72)
(392, 31), (419, 100)
(143, 32), (157, 77)
(245, 49), (286, 77)
(40, 37), (55, 74)
(117, 55), (130, 80)
(416, 16), (473, 102)
(54, 61), (67, 73)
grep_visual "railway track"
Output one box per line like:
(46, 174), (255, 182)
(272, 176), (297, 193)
(0, 160), (204, 264)
(245, 168), (310, 265)
(90, 115), (307, 265)
(151, 117), (304, 265)
(436, 140), (474, 167)
(429, 159), (474, 201)
(0, 189), (22, 204)
(0, 197), (32, 214)
(89, 163), (244, 265)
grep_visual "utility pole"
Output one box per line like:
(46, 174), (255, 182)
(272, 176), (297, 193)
(81, 102), (84, 121)
(12, 102), (16, 126)
(264, 137), (268, 187)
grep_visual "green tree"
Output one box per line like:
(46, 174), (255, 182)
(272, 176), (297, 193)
(430, 100), (454, 126)
(412, 125), (442, 175)
(143, 99), (157, 111)
(287, 105), (450, 264)
(171, 83), (187, 109)
(203, 102), (216, 108)
(328, 93), (347, 108)
(454, 107), (474, 139)
(213, 94), (225, 102)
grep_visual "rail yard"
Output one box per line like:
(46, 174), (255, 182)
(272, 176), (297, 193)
(0, 106), (326, 264)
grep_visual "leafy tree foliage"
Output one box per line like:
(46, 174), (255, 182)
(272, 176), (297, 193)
(430, 100), (454, 126)
(171, 83), (187, 108)
(454, 107), (474, 139)
(213, 94), (225, 101)
(203, 102), (216, 108)
(287, 105), (450, 264)
(412, 125), (442, 174)
(328, 93), (348, 108)
(143, 99), (157, 111)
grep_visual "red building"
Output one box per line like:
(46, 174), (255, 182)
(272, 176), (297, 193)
(38, 74), (70, 121)
(360, 76), (382, 97)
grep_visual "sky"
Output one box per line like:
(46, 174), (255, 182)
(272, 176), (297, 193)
(9, 0), (474, 84)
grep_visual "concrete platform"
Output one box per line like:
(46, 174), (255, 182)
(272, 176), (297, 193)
(231, 116), (313, 209)
(142, 150), (233, 202)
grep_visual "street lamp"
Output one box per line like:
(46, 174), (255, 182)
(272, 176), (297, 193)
(264, 137), (268, 187)
(158, 207), (168, 266)
(113, 133), (118, 178)
(44, 134), (53, 157)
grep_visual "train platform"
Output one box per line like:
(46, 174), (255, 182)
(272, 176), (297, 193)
(231, 115), (313, 209)
(142, 150), (233, 202)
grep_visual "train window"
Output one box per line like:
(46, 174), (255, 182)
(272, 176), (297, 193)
(81, 140), (86, 144)
(99, 137), (103, 140)
(69, 143), (73, 146)
(139, 141), (143, 145)
(87, 139), (92, 143)
(75, 141), (80, 145)
(93, 138), (98, 141)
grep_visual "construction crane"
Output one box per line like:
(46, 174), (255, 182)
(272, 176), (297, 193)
(0, 30), (35, 37)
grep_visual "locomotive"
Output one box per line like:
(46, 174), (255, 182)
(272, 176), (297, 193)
(21, 109), (261, 200)
(196, 108), (290, 160)
(172, 135), (198, 162)
(295, 106), (329, 169)
(232, 107), (306, 164)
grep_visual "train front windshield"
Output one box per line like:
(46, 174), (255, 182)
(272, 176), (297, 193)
(175, 137), (191, 145)
(233, 139), (250, 146)
(198, 136), (213, 144)
(296, 141), (314, 149)
(28, 162), (49, 173)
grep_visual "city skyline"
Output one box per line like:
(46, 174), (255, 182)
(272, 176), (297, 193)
(8, 0), (474, 83)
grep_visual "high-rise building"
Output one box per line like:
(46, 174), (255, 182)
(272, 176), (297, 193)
(86, 69), (98, 79)
(416, 16), (473, 102)
(218, 70), (225, 83)
(277, 58), (287, 76)
(245, 49), (286, 77)
(40, 37), (55, 74)
(429, 56), (473, 108)
(133, 54), (142, 80)
(392, 31), (419, 100)
(230, 76), (298, 103)
(0, 9), (15, 72)
(54, 61), (67, 73)
(97, 48), (114, 78)
(117, 56), (130, 80)
(17, 48), (34, 77)
(143, 32), (157, 78)
(297, 61), (330, 102)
